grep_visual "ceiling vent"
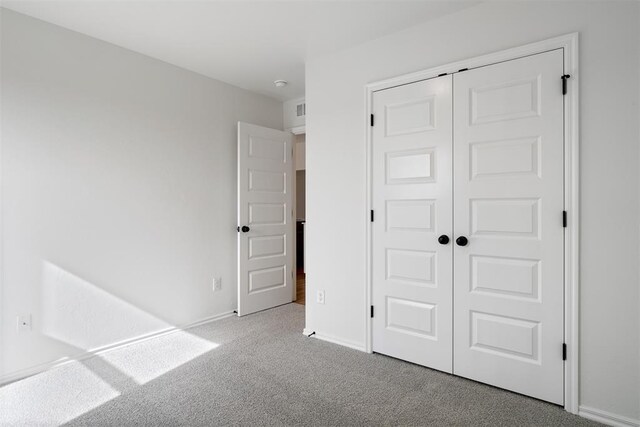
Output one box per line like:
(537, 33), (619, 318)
(284, 98), (305, 132)
(296, 103), (306, 117)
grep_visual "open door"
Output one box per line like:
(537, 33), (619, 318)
(237, 122), (294, 316)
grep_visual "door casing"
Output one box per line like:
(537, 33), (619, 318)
(364, 33), (579, 414)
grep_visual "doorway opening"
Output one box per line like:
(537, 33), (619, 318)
(294, 133), (306, 305)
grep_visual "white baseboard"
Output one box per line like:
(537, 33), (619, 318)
(302, 329), (366, 352)
(579, 405), (639, 427)
(0, 310), (235, 386)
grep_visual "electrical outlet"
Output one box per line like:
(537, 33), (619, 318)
(316, 290), (325, 304)
(212, 277), (222, 292)
(17, 314), (32, 333)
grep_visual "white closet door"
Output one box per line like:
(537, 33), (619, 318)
(452, 50), (564, 404)
(372, 76), (453, 373)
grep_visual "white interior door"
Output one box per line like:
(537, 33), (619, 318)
(452, 50), (565, 404)
(371, 75), (453, 373)
(237, 122), (294, 316)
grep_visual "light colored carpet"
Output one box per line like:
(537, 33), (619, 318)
(1, 303), (599, 426)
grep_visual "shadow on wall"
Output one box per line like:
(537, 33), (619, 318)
(40, 261), (169, 349)
(0, 262), (220, 425)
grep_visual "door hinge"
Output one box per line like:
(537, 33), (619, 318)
(370, 114), (374, 127)
(370, 210), (374, 222)
(563, 210), (567, 228)
(562, 343), (567, 360)
(370, 305), (374, 318)
(561, 74), (571, 95)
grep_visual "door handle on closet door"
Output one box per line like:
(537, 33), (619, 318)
(455, 236), (468, 246)
(237, 225), (250, 233)
(438, 235), (450, 245)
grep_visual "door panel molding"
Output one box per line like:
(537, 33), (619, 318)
(365, 33), (579, 413)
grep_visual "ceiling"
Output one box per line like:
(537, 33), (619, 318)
(1, 1), (479, 100)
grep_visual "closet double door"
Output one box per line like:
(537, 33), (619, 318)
(371, 50), (564, 405)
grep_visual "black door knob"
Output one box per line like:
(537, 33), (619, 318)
(456, 236), (468, 246)
(438, 235), (450, 245)
(241, 225), (250, 233)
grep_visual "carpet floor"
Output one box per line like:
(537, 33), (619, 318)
(1, 303), (599, 426)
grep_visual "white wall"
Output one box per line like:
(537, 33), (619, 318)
(0, 9), (283, 379)
(305, 1), (639, 422)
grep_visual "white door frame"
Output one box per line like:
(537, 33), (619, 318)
(364, 33), (579, 414)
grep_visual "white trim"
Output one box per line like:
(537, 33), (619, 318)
(306, 330), (367, 352)
(0, 21), (4, 383)
(292, 131), (298, 302)
(364, 65), (374, 355)
(562, 32), (580, 415)
(364, 33), (579, 413)
(579, 406), (640, 427)
(367, 33), (578, 94)
(288, 125), (306, 135)
(0, 310), (235, 386)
